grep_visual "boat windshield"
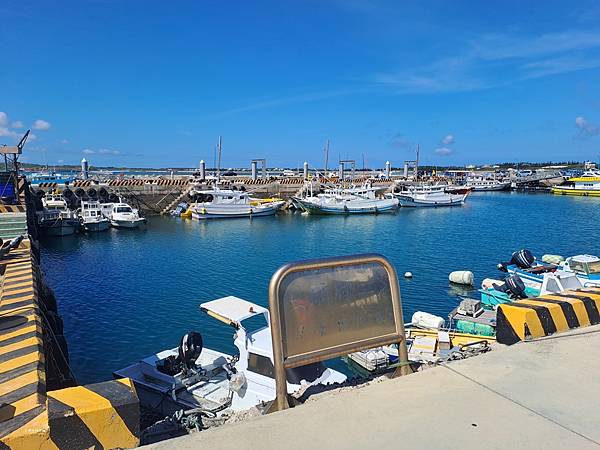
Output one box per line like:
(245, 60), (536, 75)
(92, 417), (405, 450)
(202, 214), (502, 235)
(587, 261), (600, 274)
(116, 207), (132, 213)
(246, 352), (328, 384)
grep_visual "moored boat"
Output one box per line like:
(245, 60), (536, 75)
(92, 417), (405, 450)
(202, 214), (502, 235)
(294, 183), (398, 214)
(37, 192), (79, 236)
(388, 189), (469, 207)
(79, 200), (110, 232)
(190, 188), (284, 219)
(108, 202), (147, 228)
(114, 296), (346, 417)
(466, 177), (511, 191)
(551, 171), (600, 196)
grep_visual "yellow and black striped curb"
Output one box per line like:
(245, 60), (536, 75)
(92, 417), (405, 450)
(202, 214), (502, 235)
(0, 240), (48, 449)
(0, 206), (26, 214)
(497, 287), (600, 344)
(47, 378), (139, 449)
(0, 241), (141, 449)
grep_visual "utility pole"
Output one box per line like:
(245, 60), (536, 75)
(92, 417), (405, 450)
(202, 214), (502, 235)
(324, 139), (330, 172)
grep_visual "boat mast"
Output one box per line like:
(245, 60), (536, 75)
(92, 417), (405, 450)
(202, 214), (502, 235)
(324, 139), (329, 172)
(217, 136), (222, 183)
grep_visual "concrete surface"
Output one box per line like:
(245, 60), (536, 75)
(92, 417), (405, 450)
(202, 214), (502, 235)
(148, 327), (600, 449)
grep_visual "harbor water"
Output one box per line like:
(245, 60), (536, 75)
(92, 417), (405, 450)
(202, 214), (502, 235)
(40, 192), (600, 384)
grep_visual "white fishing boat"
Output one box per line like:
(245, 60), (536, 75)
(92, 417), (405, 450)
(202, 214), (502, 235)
(37, 193), (79, 236)
(189, 188), (284, 219)
(114, 296), (346, 417)
(107, 202), (147, 228)
(79, 200), (110, 232)
(294, 183), (398, 214)
(388, 188), (469, 207)
(465, 177), (511, 191)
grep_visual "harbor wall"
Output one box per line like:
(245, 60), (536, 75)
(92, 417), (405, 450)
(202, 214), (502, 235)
(0, 177), (141, 449)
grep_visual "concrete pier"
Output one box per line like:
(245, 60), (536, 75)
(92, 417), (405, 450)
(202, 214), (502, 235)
(149, 326), (600, 449)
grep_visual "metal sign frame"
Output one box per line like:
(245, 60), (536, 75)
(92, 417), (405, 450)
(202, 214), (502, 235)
(268, 253), (410, 411)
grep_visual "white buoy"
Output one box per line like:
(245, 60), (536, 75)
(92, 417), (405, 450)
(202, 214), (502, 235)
(449, 270), (474, 285)
(404, 271), (413, 278)
(411, 311), (445, 329)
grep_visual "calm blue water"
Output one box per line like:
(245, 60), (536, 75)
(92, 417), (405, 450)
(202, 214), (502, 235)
(40, 192), (600, 384)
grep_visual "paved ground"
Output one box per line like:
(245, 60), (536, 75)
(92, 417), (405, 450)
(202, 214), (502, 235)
(148, 327), (600, 449)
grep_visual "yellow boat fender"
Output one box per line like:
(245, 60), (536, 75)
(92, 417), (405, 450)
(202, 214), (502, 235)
(201, 208), (207, 214)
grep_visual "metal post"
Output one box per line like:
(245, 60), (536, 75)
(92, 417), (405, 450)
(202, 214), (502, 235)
(303, 161), (308, 180)
(251, 161), (258, 180)
(339, 162), (344, 180)
(385, 161), (391, 179)
(199, 160), (206, 180)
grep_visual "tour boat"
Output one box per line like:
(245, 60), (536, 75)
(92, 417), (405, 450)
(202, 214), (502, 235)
(293, 183), (398, 214)
(114, 296), (347, 417)
(37, 193), (79, 236)
(551, 171), (600, 196)
(79, 200), (110, 232)
(189, 189), (284, 219)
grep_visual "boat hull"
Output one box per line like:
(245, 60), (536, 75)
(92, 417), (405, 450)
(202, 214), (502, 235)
(111, 218), (147, 228)
(551, 186), (600, 196)
(83, 220), (110, 232)
(39, 220), (78, 236)
(191, 202), (284, 219)
(396, 193), (468, 207)
(471, 182), (511, 191)
(295, 198), (398, 215)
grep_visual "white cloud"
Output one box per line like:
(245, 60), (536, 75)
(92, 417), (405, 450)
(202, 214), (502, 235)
(32, 119), (51, 130)
(435, 147), (453, 156)
(442, 134), (454, 145)
(82, 149), (95, 155)
(0, 112), (7, 126)
(0, 127), (17, 138)
(57, 159), (64, 164)
(373, 29), (600, 93)
(11, 121), (23, 128)
(98, 148), (120, 155)
(575, 116), (599, 137)
(60, 139), (69, 144)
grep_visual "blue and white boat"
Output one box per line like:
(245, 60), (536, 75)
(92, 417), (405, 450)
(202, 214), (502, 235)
(27, 171), (74, 185)
(190, 188), (284, 219)
(294, 183), (398, 214)
(499, 249), (600, 289)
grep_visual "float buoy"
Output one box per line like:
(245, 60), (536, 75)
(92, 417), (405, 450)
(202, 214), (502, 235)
(449, 270), (474, 285)
(404, 272), (413, 278)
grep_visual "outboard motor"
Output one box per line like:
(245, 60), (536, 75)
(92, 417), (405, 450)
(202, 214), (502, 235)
(178, 331), (203, 371)
(493, 274), (527, 299)
(511, 249), (535, 269)
(498, 249), (535, 272)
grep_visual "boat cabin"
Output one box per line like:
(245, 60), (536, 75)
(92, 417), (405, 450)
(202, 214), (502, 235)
(564, 255), (600, 278)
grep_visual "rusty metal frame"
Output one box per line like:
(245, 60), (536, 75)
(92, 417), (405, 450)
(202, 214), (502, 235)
(268, 253), (410, 411)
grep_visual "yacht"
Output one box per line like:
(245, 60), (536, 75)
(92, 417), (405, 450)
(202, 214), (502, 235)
(114, 296), (346, 417)
(108, 202), (147, 228)
(37, 193), (79, 236)
(189, 188), (285, 219)
(79, 200), (110, 232)
(294, 183), (398, 214)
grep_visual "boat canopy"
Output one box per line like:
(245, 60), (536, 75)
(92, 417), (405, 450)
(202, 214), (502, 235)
(200, 296), (268, 328)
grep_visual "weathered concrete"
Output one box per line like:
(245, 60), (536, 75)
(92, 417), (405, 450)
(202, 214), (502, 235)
(149, 327), (600, 449)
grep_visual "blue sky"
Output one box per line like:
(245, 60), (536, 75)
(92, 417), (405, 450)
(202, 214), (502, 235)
(2, 0), (600, 168)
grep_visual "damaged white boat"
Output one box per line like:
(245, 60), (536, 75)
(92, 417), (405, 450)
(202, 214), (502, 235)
(114, 296), (346, 417)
